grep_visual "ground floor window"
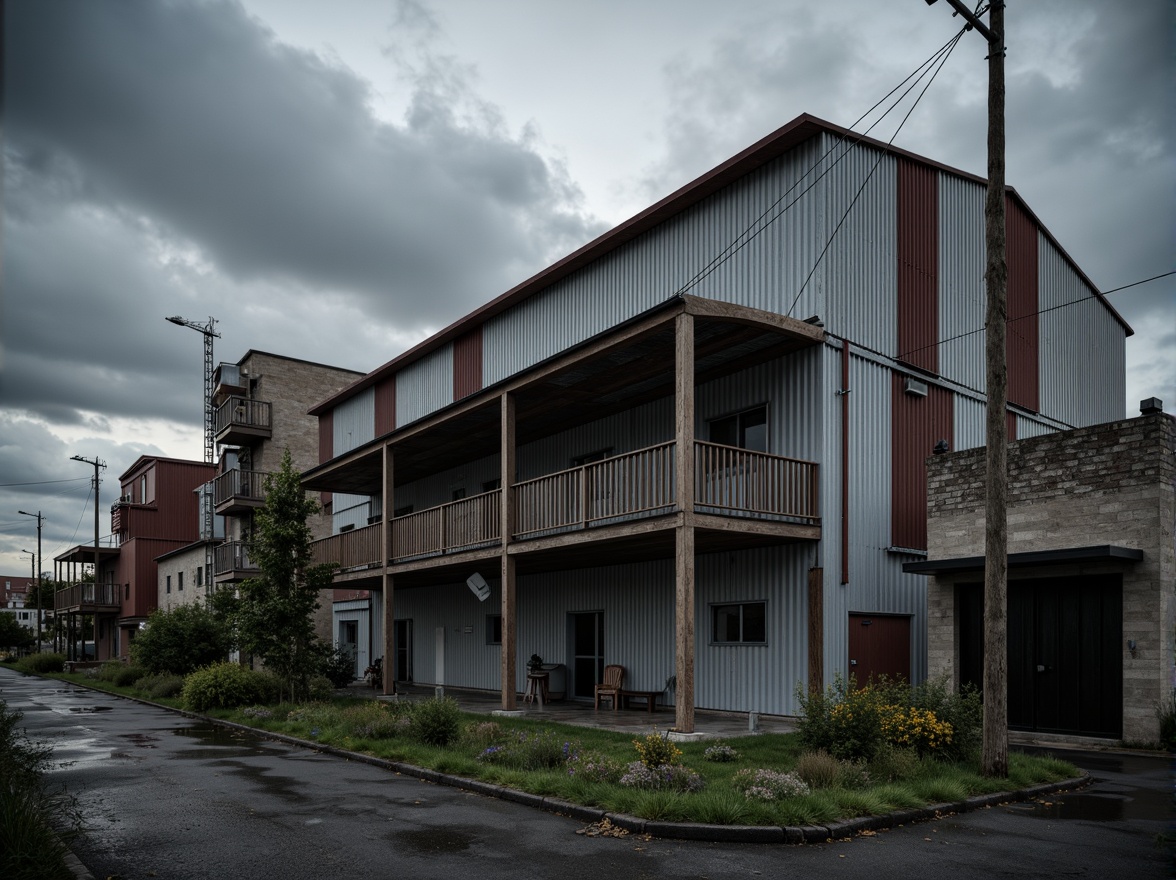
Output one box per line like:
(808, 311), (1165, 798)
(711, 601), (766, 644)
(486, 614), (502, 645)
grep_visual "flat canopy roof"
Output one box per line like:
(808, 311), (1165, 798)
(903, 544), (1144, 576)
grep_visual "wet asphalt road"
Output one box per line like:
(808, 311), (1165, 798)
(2, 668), (1171, 880)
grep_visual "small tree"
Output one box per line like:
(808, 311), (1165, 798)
(130, 604), (229, 675)
(229, 449), (335, 701)
(0, 616), (35, 654)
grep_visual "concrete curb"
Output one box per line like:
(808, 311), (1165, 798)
(39, 673), (1092, 846)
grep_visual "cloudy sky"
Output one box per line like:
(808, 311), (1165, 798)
(2, 0), (1172, 577)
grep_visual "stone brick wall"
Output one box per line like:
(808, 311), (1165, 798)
(155, 544), (213, 613)
(924, 411), (1175, 743)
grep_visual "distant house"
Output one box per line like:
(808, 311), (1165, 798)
(302, 113), (1130, 731)
(907, 402), (1174, 744)
(55, 456), (216, 661)
(208, 350), (362, 662)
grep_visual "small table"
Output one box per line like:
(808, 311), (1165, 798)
(524, 672), (549, 707)
(620, 689), (661, 713)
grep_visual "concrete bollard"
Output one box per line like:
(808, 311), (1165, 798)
(749, 711), (760, 733)
(434, 686), (444, 698)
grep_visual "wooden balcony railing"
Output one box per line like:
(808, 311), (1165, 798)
(391, 490), (501, 560)
(54, 583), (120, 611)
(311, 523), (382, 570)
(513, 442), (675, 539)
(694, 441), (819, 522)
(213, 468), (270, 507)
(311, 443), (819, 572)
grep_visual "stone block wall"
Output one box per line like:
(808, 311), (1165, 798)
(924, 411), (1175, 743)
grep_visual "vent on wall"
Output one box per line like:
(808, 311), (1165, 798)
(903, 377), (929, 398)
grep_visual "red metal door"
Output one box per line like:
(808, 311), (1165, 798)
(848, 613), (911, 686)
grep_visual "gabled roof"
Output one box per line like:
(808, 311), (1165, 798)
(310, 113), (1131, 416)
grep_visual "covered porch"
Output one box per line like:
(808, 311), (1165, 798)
(304, 295), (826, 733)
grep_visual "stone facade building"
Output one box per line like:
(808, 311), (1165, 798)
(908, 403), (1174, 744)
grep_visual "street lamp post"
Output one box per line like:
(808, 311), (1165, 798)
(70, 455), (105, 662)
(18, 509), (43, 648)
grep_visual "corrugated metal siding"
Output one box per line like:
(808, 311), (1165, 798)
(395, 453), (500, 513)
(938, 175), (986, 391)
(891, 372), (953, 550)
(1006, 196), (1040, 412)
(333, 600), (372, 673)
(1037, 234), (1127, 426)
(482, 138), (830, 385)
(953, 394), (986, 452)
(374, 376), (396, 436)
(397, 343), (453, 426)
(518, 398), (671, 480)
(333, 387), (375, 455)
(453, 326), (483, 400)
(332, 494), (374, 533)
(896, 158), (939, 373)
(822, 136), (897, 354)
(392, 550), (818, 716)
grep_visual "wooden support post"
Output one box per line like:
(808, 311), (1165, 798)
(381, 442), (396, 696)
(500, 392), (518, 710)
(674, 312), (696, 734)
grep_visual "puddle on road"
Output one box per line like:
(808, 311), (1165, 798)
(119, 733), (158, 748)
(1008, 790), (1173, 822)
(390, 828), (475, 854)
(53, 706), (113, 714)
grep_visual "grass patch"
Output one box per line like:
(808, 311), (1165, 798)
(33, 669), (1081, 827)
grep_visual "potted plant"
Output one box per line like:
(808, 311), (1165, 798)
(527, 653), (544, 671)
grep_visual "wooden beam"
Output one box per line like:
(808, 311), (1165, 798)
(500, 392), (518, 710)
(674, 311), (696, 734)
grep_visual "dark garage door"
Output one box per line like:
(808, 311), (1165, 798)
(958, 575), (1122, 738)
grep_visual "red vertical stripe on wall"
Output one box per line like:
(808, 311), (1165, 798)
(1006, 409), (1017, 441)
(318, 412), (333, 507)
(374, 377), (396, 436)
(891, 374), (954, 550)
(1006, 196), (1039, 412)
(453, 326), (483, 400)
(896, 159), (939, 373)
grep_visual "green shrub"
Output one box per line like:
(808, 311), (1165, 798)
(14, 653), (65, 674)
(460, 720), (503, 750)
(94, 660), (125, 682)
(182, 662), (270, 712)
(134, 674), (186, 700)
(566, 750), (624, 784)
(794, 750), (843, 789)
(339, 702), (406, 740)
(407, 696), (462, 746)
(908, 676), (982, 761)
(0, 700), (78, 880)
(476, 729), (579, 771)
(633, 730), (683, 769)
(131, 604), (229, 676)
(868, 743), (923, 782)
(112, 665), (146, 688)
(307, 675), (336, 701)
(796, 675), (889, 761)
(317, 645), (357, 688)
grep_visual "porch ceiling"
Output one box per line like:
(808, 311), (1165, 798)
(54, 545), (121, 565)
(303, 297), (824, 495)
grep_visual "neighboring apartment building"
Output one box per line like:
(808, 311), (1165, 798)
(908, 403), (1174, 744)
(156, 539), (221, 612)
(209, 350), (362, 649)
(302, 114), (1129, 731)
(55, 456), (216, 660)
(1, 574), (47, 647)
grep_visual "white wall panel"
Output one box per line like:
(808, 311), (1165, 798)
(938, 174), (987, 392)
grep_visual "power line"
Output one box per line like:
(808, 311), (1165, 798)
(0, 477), (90, 488)
(787, 29), (965, 317)
(897, 270), (1175, 361)
(672, 25), (969, 300)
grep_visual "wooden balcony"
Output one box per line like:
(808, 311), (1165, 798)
(213, 468), (270, 515)
(213, 541), (259, 582)
(311, 442), (819, 577)
(55, 583), (121, 614)
(214, 396), (272, 445)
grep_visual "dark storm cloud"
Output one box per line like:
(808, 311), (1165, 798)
(6, 0), (598, 327)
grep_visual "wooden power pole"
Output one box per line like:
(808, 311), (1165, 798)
(927, 0), (1008, 777)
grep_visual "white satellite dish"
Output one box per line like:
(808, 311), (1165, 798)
(466, 572), (490, 602)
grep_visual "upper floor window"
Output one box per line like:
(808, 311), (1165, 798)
(709, 405), (767, 452)
(572, 448), (613, 467)
(165, 575), (171, 594)
(139, 474), (148, 503)
(486, 614), (502, 645)
(178, 571), (184, 591)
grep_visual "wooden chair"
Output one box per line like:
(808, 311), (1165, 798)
(594, 664), (625, 710)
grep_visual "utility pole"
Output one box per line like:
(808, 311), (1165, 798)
(18, 509), (44, 648)
(71, 455), (106, 662)
(925, 0), (1008, 777)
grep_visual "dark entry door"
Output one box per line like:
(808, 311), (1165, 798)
(569, 612), (604, 699)
(394, 619), (413, 683)
(848, 613), (911, 685)
(958, 575), (1122, 738)
(339, 621), (359, 678)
